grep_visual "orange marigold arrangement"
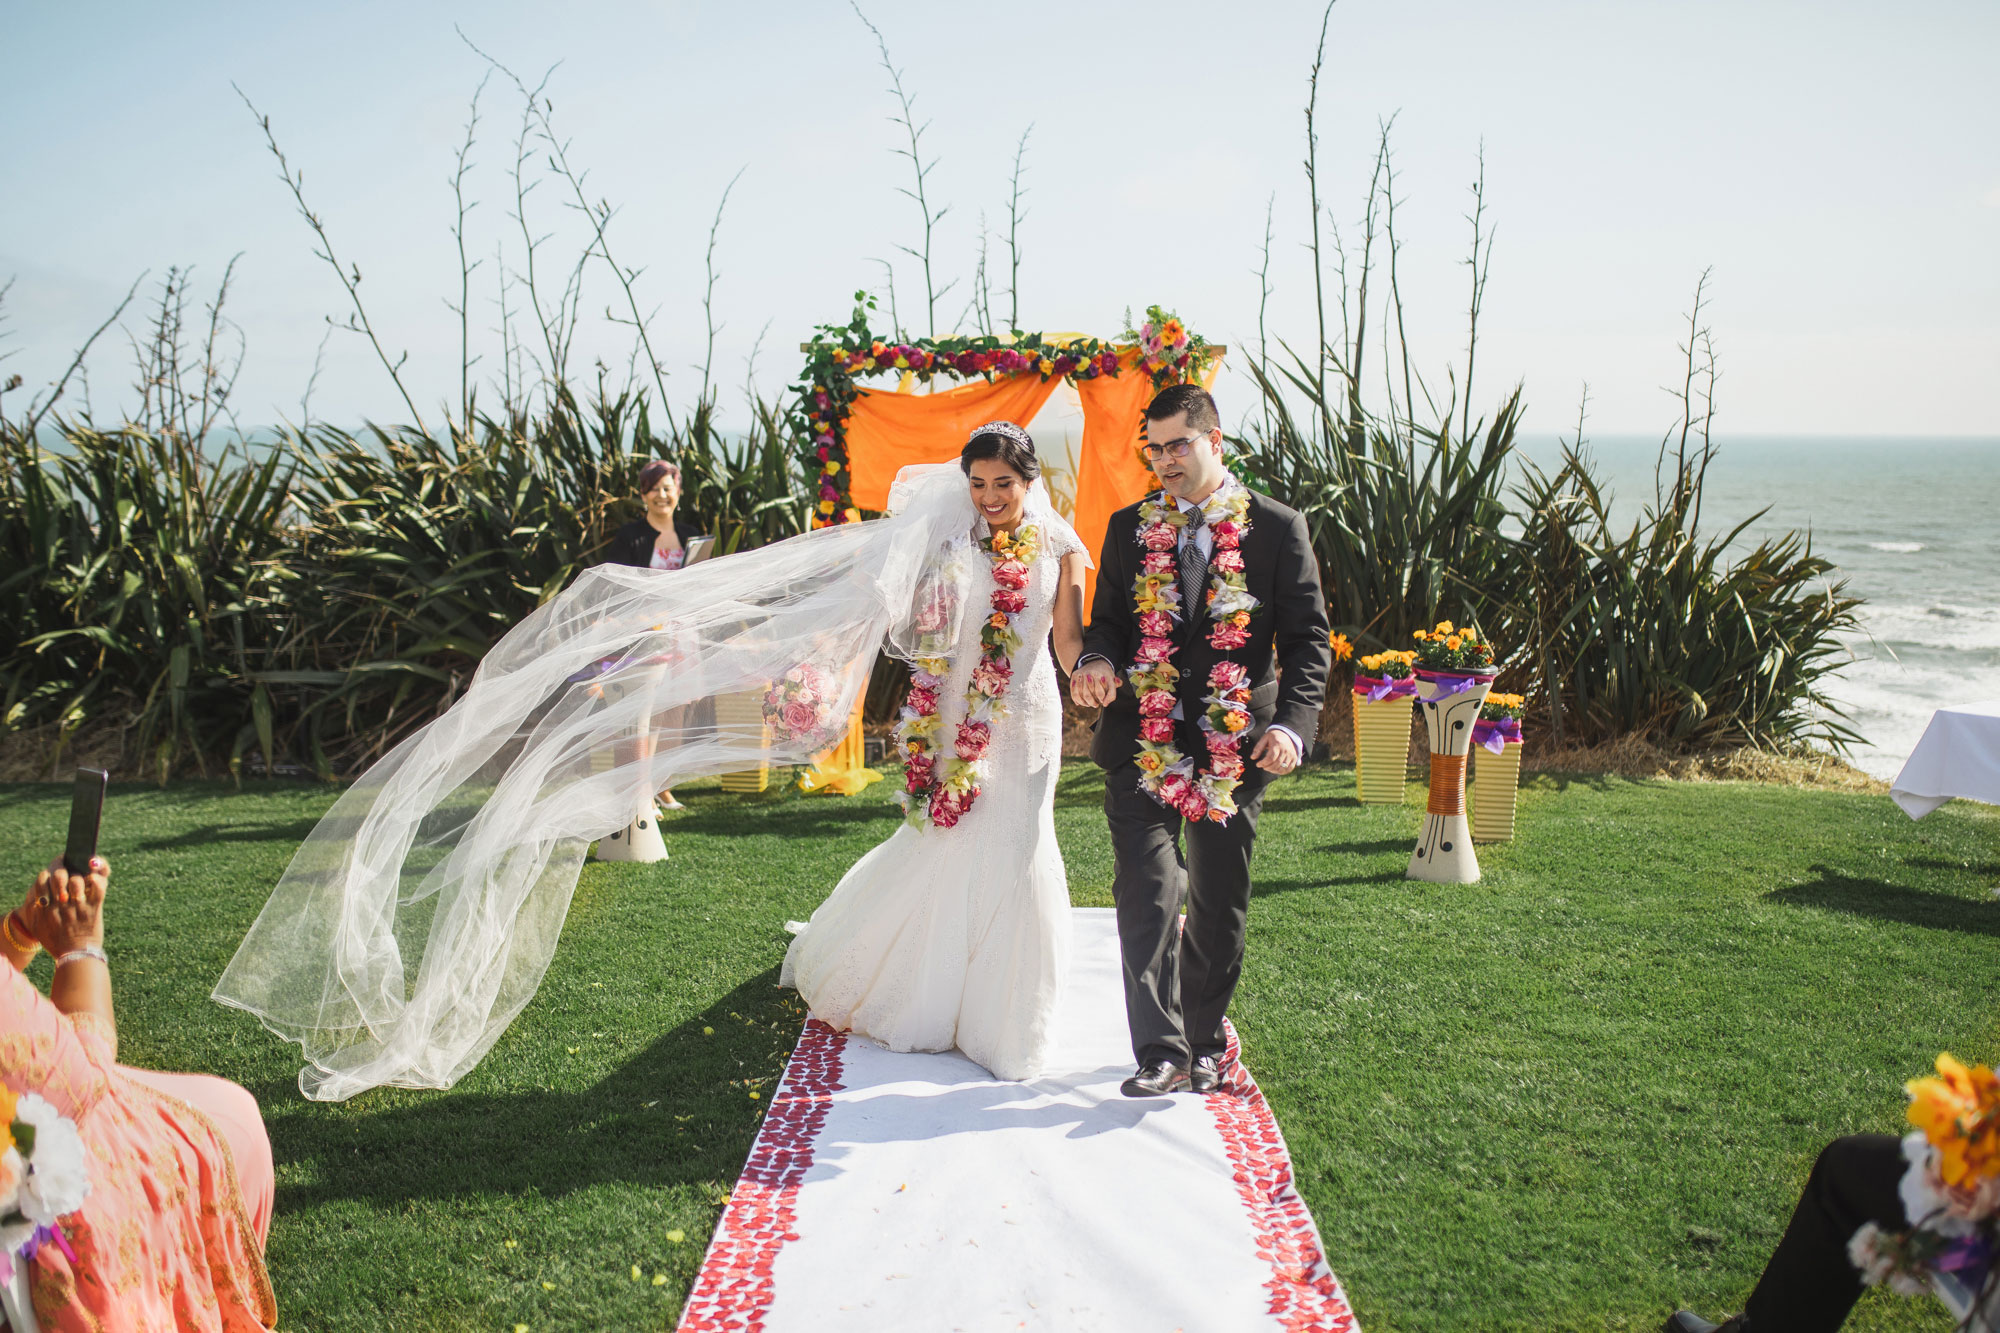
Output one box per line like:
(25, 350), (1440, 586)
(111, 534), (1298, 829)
(1410, 620), (1496, 673)
(1848, 1052), (2000, 1300)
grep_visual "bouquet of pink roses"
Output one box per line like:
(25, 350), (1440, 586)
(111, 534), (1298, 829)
(763, 663), (837, 746)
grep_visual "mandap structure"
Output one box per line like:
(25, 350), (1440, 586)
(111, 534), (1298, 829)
(792, 301), (1225, 618)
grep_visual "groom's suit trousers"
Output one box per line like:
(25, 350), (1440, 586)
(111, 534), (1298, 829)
(1105, 758), (1273, 1068)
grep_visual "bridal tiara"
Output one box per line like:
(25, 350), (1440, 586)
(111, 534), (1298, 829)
(970, 420), (1035, 453)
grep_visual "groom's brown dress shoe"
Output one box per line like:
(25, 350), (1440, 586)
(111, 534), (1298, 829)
(1120, 1060), (1190, 1097)
(1189, 1053), (1233, 1094)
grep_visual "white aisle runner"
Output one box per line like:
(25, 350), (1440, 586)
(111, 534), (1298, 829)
(679, 909), (1358, 1333)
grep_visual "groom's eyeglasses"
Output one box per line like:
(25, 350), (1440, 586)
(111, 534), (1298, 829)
(1142, 433), (1210, 462)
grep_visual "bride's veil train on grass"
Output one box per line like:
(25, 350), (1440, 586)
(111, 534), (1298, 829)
(211, 463), (981, 1102)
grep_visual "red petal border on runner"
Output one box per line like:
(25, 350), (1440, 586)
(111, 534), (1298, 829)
(679, 1018), (849, 1333)
(1211, 1020), (1361, 1333)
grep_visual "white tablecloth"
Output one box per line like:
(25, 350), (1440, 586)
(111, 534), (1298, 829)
(1891, 700), (2000, 819)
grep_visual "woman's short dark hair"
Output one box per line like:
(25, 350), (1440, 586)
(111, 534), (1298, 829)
(959, 426), (1040, 482)
(637, 459), (681, 494)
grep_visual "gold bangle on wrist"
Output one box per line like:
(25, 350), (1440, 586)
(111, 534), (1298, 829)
(2, 911), (39, 956)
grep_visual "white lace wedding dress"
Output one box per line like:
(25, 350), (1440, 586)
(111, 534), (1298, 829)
(780, 519), (1081, 1081)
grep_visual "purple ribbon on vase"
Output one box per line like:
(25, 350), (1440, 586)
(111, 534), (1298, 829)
(1471, 718), (1523, 754)
(1353, 675), (1419, 702)
(1417, 672), (1489, 701)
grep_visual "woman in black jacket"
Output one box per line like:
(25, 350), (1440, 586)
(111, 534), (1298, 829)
(606, 459), (698, 569)
(603, 458), (702, 812)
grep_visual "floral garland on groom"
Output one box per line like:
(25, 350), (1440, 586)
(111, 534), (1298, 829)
(1126, 482), (1259, 824)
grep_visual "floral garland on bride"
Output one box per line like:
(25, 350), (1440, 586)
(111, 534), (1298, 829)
(1127, 483), (1259, 823)
(895, 524), (1041, 830)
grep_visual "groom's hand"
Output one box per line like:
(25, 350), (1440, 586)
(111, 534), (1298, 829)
(1251, 729), (1301, 775)
(1070, 658), (1122, 708)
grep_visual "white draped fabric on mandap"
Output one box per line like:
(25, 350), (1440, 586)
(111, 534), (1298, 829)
(213, 463), (1038, 1102)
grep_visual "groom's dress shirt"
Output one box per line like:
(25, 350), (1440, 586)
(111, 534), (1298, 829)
(1079, 492), (1304, 759)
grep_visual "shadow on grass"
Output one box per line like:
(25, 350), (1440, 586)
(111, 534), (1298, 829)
(1765, 865), (2000, 937)
(1254, 869), (1406, 896)
(266, 969), (807, 1213)
(136, 819), (326, 851)
(1907, 857), (2000, 879)
(1311, 839), (1410, 856)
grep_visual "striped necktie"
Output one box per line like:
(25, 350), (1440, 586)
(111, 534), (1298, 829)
(1179, 506), (1208, 623)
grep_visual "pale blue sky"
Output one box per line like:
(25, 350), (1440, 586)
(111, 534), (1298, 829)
(4, 1), (1995, 436)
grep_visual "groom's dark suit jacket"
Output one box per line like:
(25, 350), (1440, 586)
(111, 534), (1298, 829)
(1080, 490), (1332, 770)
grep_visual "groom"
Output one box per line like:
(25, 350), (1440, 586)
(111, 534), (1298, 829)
(1072, 384), (1331, 1097)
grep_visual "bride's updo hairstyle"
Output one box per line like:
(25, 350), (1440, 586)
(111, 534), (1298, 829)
(960, 420), (1040, 482)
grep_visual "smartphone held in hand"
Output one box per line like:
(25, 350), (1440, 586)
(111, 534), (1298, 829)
(64, 767), (108, 875)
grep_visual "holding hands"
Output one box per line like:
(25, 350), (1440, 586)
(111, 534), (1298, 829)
(1069, 658), (1123, 709)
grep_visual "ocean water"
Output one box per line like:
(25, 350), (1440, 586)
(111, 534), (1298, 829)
(1513, 437), (2000, 780)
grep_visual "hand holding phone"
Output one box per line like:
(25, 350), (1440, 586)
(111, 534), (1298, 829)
(64, 768), (108, 875)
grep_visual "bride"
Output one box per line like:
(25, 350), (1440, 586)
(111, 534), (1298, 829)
(783, 422), (1088, 1080)
(213, 420), (1086, 1100)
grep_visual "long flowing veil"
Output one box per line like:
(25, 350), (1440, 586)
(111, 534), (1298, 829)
(212, 462), (1071, 1102)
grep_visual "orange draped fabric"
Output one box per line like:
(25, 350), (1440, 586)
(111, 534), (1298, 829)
(1072, 349), (1161, 619)
(845, 374), (1064, 511)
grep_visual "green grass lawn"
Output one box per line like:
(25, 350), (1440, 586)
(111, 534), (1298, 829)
(3, 763), (1994, 1332)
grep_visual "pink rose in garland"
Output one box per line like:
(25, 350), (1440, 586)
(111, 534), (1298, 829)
(992, 587), (1028, 614)
(955, 721), (992, 761)
(1135, 636), (1174, 665)
(1210, 612), (1252, 651)
(1139, 691), (1177, 717)
(970, 657), (1013, 697)
(1210, 548), (1246, 575)
(992, 559), (1031, 591)
(930, 788), (968, 829)
(1141, 525), (1179, 553)
(1142, 551), (1175, 575)
(1141, 717), (1177, 743)
(1138, 610), (1174, 638)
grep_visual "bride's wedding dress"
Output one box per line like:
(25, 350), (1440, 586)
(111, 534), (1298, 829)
(782, 512), (1082, 1081)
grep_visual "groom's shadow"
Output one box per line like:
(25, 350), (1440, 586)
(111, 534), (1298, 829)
(808, 1061), (1179, 1160)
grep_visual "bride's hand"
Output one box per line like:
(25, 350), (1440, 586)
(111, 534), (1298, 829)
(1070, 658), (1122, 708)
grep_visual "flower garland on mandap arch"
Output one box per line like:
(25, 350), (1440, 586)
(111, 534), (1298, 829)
(792, 297), (1217, 528)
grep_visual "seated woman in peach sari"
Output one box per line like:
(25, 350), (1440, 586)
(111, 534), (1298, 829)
(2, 855), (276, 1332)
